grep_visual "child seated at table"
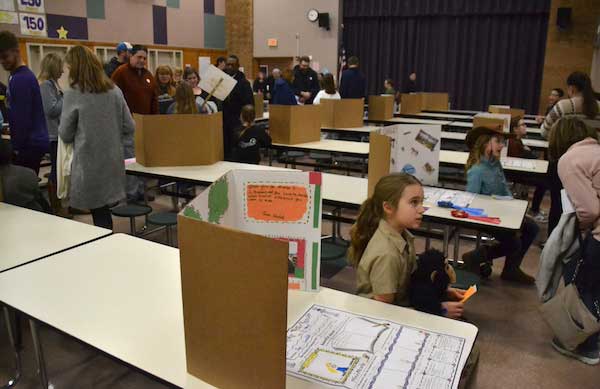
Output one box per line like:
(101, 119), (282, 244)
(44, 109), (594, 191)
(348, 173), (465, 319)
(166, 83), (211, 114)
(0, 139), (49, 212)
(508, 116), (547, 222)
(462, 126), (538, 284)
(231, 105), (271, 165)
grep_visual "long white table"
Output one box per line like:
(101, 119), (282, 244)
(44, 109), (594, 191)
(384, 117), (453, 126)
(270, 139), (370, 158)
(440, 150), (548, 175)
(441, 131), (548, 150)
(0, 202), (111, 273)
(448, 120), (543, 136)
(321, 173), (528, 231)
(0, 234), (477, 388)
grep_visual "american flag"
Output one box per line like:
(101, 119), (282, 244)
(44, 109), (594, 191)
(337, 47), (347, 82)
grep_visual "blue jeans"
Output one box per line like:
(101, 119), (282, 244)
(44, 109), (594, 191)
(564, 234), (600, 352)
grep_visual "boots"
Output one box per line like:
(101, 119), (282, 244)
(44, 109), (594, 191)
(47, 181), (72, 219)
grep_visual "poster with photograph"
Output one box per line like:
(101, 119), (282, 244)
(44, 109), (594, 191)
(381, 124), (442, 186)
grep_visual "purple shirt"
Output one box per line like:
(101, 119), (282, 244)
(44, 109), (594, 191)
(7, 66), (48, 152)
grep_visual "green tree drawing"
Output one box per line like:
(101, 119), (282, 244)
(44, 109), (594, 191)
(208, 176), (229, 224)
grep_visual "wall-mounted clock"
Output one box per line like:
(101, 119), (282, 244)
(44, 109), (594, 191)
(307, 9), (319, 23)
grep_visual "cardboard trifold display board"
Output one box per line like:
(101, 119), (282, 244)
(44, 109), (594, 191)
(421, 93), (449, 111)
(320, 98), (364, 128)
(134, 113), (223, 167)
(269, 104), (321, 144)
(253, 93), (264, 119)
(400, 93), (423, 114)
(178, 169), (323, 388)
(489, 105), (526, 120)
(473, 112), (512, 133)
(368, 95), (395, 121)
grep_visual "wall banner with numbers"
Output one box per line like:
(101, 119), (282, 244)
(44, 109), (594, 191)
(0, 11), (18, 24)
(18, 0), (44, 13)
(0, 0), (15, 12)
(19, 12), (47, 37)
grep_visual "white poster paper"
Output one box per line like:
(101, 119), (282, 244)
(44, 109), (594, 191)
(0, 0), (15, 11)
(19, 12), (46, 37)
(381, 124), (442, 186)
(198, 56), (211, 73)
(199, 64), (237, 101)
(287, 305), (467, 389)
(17, 0), (44, 13)
(181, 169), (323, 292)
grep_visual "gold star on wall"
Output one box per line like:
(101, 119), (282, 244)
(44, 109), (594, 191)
(57, 26), (68, 39)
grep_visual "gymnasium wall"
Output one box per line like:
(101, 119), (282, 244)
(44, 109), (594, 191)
(539, 0), (600, 113)
(253, 0), (340, 76)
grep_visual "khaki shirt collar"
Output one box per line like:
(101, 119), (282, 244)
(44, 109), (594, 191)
(377, 219), (414, 254)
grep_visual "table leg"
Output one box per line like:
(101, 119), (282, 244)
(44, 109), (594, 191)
(443, 226), (450, 257)
(268, 148), (273, 166)
(29, 319), (49, 389)
(453, 227), (461, 262)
(1, 306), (21, 388)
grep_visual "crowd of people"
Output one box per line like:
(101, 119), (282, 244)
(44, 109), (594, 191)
(0, 28), (598, 367)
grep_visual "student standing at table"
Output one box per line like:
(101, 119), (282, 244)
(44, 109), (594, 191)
(155, 65), (176, 114)
(404, 72), (418, 93)
(508, 117), (547, 223)
(549, 116), (600, 365)
(348, 173), (465, 318)
(182, 67), (218, 113)
(536, 88), (564, 124)
(383, 79), (396, 95)
(231, 105), (271, 165)
(541, 72), (600, 237)
(0, 31), (48, 175)
(172, 67), (183, 86)
(265, 68), (280, 102)
(166, 83), (206, 114)
(252, 71), (268, 95)
(292, 56), (320, 104)
(272, 69), (298, 105)
(339, 56), (366, 99)
(38, 53), (69, 217)
(461, 126), (539, 284)
(313, 73), (341, 105)
(59, 45), (135, 229)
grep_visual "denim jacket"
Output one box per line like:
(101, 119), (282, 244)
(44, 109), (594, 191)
(466, 156), (511, 197)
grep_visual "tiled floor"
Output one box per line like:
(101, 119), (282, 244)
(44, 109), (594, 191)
(1, 177), (599, 388)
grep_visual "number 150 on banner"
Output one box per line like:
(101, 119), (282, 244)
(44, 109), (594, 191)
(18, 0), (45, 13)
(20, 13), (47, 37)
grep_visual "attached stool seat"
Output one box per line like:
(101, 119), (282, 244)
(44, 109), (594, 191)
(111, 204), (152, 235)
(280, 150), (305, 168)
(147, 212), (178, 246)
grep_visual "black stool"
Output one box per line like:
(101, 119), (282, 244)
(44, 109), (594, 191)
(147, 212), (178, 246)
(111, 204), (152, 235)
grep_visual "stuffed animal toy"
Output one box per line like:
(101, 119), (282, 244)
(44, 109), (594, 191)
(410, 249), (457, 316)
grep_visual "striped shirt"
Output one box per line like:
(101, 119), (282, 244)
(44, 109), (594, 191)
(541, 96), (600, 139)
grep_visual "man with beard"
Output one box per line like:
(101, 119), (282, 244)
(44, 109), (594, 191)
(292, 56), (320, 105)
(222, 55), (254, 159)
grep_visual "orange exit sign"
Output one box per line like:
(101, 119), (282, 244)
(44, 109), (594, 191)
(267, 38), (278, 47)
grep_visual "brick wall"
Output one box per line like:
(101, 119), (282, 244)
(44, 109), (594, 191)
(226, 0), (254, 78)
(539, 0), (600, 113)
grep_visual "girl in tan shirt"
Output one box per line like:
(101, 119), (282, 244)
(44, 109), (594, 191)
(348, 173), (465, 319)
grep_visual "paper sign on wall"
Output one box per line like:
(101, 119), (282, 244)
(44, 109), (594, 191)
(181, 169), (323, 291)
(381, 124), (442, 186)
(19, 12), (46, 37)
(199, 64), (237, 101)
(0, 11), (18, 24)
(17, 0), (44, 13)
(0, 0), (15, 11)
(198, 56), (211, 73)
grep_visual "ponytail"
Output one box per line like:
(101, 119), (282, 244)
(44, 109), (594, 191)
(567, 72), (599, 119)
(348, 173), (421, 267)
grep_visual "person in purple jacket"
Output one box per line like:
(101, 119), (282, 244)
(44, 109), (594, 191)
(0, 31), (48, 174)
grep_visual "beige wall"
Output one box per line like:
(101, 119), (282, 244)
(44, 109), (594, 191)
(253, 0), (339, 74)
(539, 0), (600, 113)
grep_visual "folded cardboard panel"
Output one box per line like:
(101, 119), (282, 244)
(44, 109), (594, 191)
(320, 98), (364, 128)
(473, 114), (506, 132)
(269, 104), (321, 144)
(254, 93), (264, 119)
(134, 113), (223, 167)
(178, 216), (289, 389)
(368, 95), (395, 121)
(421, 93), (449, 111)
(368, 132), (392, 196)
(400, 94), (423, 114)
(488, 105), (511, 114)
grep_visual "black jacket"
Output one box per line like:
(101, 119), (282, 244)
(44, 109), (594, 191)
(253, 79), (267, 95)
(104, 57), (124, 78)
(222, 71), (254, 156)
(231, 124), (272, 164)
(339, 67), (366, 99)
(292, 66), (320, 104)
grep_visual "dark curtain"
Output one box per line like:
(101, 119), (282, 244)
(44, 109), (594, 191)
(343, 0), (551, 113)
